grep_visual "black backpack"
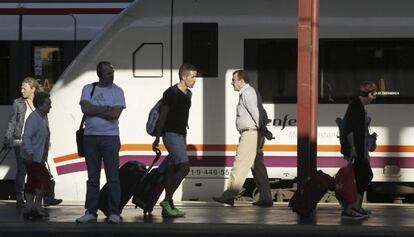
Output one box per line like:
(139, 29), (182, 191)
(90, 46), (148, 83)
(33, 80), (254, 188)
(336, 117), (350, 156)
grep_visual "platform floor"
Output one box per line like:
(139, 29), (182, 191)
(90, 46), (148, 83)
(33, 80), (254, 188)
(0, 200), (414, 237)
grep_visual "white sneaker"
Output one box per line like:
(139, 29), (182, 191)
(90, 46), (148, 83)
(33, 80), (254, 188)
(76, 212), (97, 223)
(108, 214), (120, 224)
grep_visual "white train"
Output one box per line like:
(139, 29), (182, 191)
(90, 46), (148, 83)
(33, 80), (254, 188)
(0, 0), (129, 198)
(3, 0), (414, 203)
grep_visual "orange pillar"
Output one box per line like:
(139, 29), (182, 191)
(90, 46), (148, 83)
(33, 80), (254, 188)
(297, 0), (320, 188)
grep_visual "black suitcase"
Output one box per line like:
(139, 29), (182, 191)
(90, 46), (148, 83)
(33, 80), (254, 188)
(98, 160), (146, 216)
(132, 148), (167, 215)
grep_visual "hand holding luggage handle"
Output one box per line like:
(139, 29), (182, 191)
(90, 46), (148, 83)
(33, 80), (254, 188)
(146, 148), (162, 173)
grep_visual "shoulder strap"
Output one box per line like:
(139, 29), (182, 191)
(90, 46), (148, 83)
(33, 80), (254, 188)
(79, 82), (98, 130)
(45, 160), (53, 178)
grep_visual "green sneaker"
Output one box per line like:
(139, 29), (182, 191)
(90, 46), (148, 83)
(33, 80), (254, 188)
(160, 200), (185, 217)
(169, 200), (186, 216)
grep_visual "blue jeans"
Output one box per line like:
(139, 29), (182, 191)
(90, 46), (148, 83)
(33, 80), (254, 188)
(162, 132), (189, 165)
(13, 146), (26, 199)
(83, 135), (121, 216)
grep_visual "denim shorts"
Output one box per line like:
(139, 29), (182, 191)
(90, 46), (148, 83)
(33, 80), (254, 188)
(162, 132), (189, 165)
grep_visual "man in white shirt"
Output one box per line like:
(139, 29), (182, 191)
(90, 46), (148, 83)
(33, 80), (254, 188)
(76, 61), (126, 224)
(213, 70), (273, 207)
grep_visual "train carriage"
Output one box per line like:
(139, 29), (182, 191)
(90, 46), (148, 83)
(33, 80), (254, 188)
(2, 0), (414, 202)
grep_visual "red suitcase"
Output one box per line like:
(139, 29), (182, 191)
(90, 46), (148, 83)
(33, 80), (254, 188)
(289, 170), (334, 217)
(335, 164), (357, 204)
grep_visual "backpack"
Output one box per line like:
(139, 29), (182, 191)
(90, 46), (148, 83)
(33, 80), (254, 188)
(336, 116), (351, 157)
(146, 99), (162, 136)
(336, 117), (346, 147)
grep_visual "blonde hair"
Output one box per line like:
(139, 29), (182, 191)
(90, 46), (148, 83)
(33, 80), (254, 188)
(359, 81), (377, 96)
(22, 77), (42, 93)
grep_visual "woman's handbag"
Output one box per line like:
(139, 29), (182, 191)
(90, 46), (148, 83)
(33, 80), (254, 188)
(76, 82), (97, 157)
(368, 132), (377, 152)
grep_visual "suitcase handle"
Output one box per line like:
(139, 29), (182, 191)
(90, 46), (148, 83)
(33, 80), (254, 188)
(147, 148), (162, 171)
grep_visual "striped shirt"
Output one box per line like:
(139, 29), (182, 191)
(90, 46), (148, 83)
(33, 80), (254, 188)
(236, 84), (260, 132)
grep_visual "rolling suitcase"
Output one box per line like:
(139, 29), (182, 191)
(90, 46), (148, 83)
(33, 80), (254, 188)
(98, 160), (146, 216)
(132, 148), (167, 215)
(289, 170), (334, 217)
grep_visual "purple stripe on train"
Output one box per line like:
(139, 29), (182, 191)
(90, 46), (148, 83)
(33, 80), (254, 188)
(55, 155), (414, 175)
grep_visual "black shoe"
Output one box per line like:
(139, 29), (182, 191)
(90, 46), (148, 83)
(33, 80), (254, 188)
(212, 196), (234, 206)
(353, 208), (371, 216)
(341, 211), (368, 220)
(16, 199), (26, 208)
(23, 209), (46, 220)
(44, 197), (63, 207)
(252, 201), (273, 207)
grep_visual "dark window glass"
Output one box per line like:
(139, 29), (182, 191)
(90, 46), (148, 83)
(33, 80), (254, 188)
(0, 42), (10, 105)
(245, 38), (414, 104)
(320, 39), (414, 104)
(183, 23), (218, 77)
(245, 39), (297, 103)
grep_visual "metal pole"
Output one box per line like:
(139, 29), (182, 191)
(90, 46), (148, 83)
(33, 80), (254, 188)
(297, 0), (320, 189)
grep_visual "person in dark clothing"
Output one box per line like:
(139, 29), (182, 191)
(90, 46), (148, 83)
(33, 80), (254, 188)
(152, 63), (197, 217)
(341, 81), (377, 219)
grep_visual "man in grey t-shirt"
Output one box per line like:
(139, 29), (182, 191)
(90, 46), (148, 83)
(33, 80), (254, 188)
(76, 61), (126, 224)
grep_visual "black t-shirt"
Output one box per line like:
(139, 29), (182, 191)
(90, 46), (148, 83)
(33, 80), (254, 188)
(161, 84), (192, 135)
(342, 97), (366, 159)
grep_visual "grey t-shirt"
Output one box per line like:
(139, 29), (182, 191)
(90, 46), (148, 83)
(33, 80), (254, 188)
(80, 83), (126, 136)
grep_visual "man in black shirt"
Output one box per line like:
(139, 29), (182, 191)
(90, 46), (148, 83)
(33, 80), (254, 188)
(152, 63), (197, 217)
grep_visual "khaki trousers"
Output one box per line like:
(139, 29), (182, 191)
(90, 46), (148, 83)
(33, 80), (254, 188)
(223, 130), (272, 202)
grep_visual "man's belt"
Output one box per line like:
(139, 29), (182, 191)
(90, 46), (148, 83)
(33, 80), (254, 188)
(239, 128), (259, 134)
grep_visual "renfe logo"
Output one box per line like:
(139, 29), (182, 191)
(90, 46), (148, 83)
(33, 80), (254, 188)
(272, 114), (297, 130)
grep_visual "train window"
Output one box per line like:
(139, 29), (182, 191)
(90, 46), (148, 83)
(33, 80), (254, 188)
(244, 39), (297, 103)
(32, 43), (63, 92)
(0, 42), (10, 105)
(133, 43), (163, 78)
(320, 39), (414, 104)
(183, 23), (218, 77)
(246, 38), (414, 104)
